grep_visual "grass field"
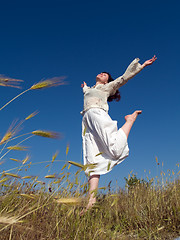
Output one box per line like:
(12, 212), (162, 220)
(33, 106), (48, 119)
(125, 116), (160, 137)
(0, 163), (179, 240)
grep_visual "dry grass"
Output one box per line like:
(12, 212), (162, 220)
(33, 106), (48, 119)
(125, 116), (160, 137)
(0, 167), (179, 240)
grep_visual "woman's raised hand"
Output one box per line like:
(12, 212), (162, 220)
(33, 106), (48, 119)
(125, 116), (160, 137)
(142, 55), (157, 68)
(81, 81), (87, 88)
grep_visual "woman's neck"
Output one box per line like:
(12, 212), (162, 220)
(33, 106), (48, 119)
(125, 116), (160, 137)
(95, 81), (106, 86)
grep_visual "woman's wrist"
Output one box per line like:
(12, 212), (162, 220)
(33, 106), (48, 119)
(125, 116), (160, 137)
(141, 63), (146, 68)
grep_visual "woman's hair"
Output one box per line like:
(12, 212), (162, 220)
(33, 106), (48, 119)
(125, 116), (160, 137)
(102, 72), (121, 102)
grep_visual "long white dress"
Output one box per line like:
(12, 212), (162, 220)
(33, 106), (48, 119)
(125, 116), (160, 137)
(81, 58), (143, 176)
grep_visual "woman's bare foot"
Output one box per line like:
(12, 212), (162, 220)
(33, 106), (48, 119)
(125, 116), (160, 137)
(125, 110), (142, 124)
(121, 110), (142, 138)
(79, 195), (97, 216)
(80, 203), (94, 216)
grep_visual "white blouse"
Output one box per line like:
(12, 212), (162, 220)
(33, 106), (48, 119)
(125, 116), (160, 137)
(81, 58), (143, 114)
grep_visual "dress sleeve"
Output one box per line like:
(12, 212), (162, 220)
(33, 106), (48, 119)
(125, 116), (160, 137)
(104, 58), (143, 96)
(82, 85), (90, 93)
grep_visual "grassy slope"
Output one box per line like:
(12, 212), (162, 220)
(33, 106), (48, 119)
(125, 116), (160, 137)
(0, 174), (179, 240)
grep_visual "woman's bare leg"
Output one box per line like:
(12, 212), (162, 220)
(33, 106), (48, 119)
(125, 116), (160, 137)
(121, 110), (142, 138)
(87, 175), (100, 209)
(80, 175), (100, 215)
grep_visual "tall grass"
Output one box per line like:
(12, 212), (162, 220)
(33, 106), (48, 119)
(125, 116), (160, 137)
(0, 75), (179, 239)
(0, 167), (179, 239)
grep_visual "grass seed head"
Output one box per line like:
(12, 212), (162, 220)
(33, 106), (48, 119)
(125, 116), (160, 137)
(0, 132), (13, 145)
(0, 215), (19, 224)
(22, 155), (30, 164)
(21, 176), (34, 179)
(30, 77), (66, 90)
(7, 146), (28, 151)
(32, 130), (60, 139)
(20, 194), (36, 199)
(83, 126), (87, 136)
(52, 151), (58, 162)
(0, 75), (23, 89)
(84, 163), (97, 170)
(61, 163), (68, 171)
(36, 180), (45, 184)
(66, 144), (69, 155)
(68, 161), (86, 170)
(45, 174), (56, 178)
(25, 111), (39, 120)
(10, 158), (21, 162)
(0, 121), (20, 145)
(53, 179), (62, 184)
(54, 197), (81, 204)
(95, 152), (103, 157)
(4, 173), (21, 178)
(107, 161), (111, 171)
(0, 177), (9, 183)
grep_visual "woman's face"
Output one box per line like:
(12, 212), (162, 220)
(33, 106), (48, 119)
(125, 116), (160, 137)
(96, 73), (109, 84)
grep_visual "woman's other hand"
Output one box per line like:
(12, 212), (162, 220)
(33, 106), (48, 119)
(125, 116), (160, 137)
(142, 55), (157, 68)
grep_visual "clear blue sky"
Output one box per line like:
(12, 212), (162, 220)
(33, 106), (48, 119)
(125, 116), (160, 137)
(0, 0), (180, 189)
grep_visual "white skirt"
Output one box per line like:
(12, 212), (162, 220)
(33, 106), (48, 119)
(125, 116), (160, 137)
(82, 108), (129, 176)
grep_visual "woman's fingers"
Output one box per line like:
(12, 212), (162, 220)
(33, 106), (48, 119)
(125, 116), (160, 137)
(144, 55), (157, 66)
(152, 55), (157, 62)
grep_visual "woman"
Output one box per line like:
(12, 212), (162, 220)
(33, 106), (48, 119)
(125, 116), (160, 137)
(81, 56), (157, 211)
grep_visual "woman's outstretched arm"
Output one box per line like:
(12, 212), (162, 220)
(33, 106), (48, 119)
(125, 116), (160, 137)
(104, 55), (157, 96)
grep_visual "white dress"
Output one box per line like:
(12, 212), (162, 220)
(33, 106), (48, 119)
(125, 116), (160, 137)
(82, 108), (129, 176)
(81, 58), (143, 176)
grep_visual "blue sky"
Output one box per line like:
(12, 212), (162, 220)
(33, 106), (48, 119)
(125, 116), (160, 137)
(0, 0), (180, 189)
